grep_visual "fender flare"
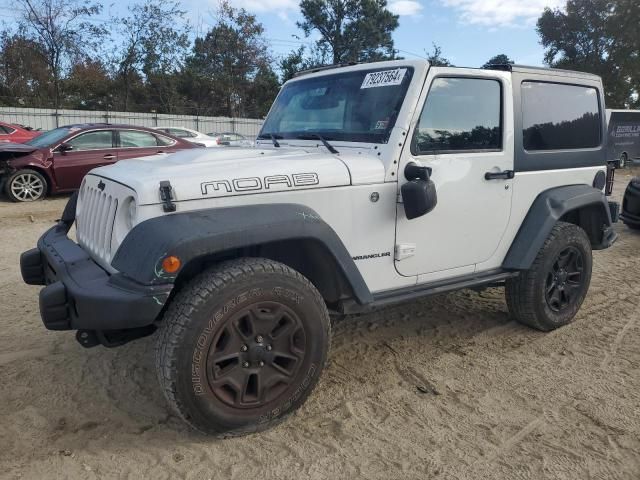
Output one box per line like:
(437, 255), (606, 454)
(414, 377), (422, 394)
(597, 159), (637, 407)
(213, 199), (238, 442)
(502, 184), (614, 270)
(111, 203), (373, 304)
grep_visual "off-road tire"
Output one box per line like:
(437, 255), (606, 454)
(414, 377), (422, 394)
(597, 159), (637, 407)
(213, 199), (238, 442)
(505, 222), (592, 331)
(155, 257), (330, 437)
(5, 169), (47, 202)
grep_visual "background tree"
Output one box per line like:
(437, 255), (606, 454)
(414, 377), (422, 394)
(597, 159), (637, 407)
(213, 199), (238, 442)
(278, 44), (330, 82)
(113, 0), (189, 111)
(16, 0), (106, 109)
(482, 54), (514, 68)
(182, 1), (277, 117)
(64, 59), (113, 109)
(0, 30), (50, 106)
(537, 0), (639, 108)
(426, 44), (452, 67)
(297, 0), (399, 64)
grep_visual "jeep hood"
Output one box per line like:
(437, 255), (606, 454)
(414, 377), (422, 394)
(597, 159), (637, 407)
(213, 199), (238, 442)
(90, 147), (384, 205)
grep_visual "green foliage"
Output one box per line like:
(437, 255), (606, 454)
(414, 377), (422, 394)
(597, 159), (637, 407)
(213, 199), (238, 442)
(482, 54), (514, 69)
(297, 0), (399, 64)
(113, 0), (189, 111)
(537, 0), (640, 108)
(278, 45), (331, 82)
(0, 30), (50, 106)
(426, 44), (452, 67)
(16, 0), (107, 108)
(181, 1), (278, 117)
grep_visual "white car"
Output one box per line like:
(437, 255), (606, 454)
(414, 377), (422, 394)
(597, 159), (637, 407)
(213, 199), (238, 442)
(207, 132), (254, 148)
(154, 126), (219, 147)
(23, 60), (618, 437)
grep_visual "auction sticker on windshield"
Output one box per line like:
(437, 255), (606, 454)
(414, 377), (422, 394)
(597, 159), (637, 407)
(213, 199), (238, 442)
(361, 68), (407, 89)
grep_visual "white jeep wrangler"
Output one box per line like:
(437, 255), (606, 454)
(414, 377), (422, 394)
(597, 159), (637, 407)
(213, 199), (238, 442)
(21, 60), (618, 436)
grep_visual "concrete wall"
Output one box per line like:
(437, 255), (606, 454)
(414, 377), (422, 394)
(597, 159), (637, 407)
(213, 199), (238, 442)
(0, 107), (264, 137)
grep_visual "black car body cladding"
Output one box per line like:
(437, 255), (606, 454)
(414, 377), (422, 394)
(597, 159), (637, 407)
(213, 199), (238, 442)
(112, 203), (373, 304)
(503, 185), (615, 270)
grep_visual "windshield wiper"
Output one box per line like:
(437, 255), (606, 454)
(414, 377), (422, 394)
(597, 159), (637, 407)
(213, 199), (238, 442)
(257, 133), (281, 147)
(296, 133), (339, 154)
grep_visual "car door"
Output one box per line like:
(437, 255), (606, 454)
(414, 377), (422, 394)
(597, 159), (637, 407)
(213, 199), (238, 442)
(116, 129), (167, 161)
(395, 68), (514, 281)
(53, 129), (117, 190)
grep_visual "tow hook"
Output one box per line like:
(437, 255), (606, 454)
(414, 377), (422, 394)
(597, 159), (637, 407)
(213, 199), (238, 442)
(76, 326), (156, 348)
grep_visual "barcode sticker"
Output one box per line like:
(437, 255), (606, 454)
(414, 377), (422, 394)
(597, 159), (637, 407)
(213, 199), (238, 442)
(361, 68), (407, 89)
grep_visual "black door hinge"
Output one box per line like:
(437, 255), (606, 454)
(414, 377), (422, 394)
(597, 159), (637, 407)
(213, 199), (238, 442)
(159, 181), (176, 212)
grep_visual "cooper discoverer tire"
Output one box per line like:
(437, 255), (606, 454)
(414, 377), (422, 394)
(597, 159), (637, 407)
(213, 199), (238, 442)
(155, 257), (330, 437)
(505, 222), (592, 331)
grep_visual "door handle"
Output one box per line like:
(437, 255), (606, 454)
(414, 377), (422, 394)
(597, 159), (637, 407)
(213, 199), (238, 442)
(484, 170), (514, 180)
(103, 154), (116, 160)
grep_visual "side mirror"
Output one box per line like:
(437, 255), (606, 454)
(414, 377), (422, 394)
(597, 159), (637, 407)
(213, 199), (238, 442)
(56, 143), (73, 154)
(401, 162), (438, 220)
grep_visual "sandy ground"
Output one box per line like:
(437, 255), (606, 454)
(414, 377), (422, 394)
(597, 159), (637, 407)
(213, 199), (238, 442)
(0, 169), (639, 480)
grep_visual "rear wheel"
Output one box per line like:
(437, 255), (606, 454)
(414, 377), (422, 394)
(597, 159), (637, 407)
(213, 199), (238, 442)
(506, 222), (592, 331)
(155, 258), (330, 437)
(5, 169), (47, 202)
(619, 153), (628, 169)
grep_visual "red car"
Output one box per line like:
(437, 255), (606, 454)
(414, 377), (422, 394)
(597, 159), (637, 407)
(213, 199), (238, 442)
(0, 123), (196, 202)
(0, 121), (41, 144)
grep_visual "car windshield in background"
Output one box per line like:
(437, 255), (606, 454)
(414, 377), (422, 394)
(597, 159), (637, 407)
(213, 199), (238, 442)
(25, 127), (73, 147)
(259, 67), (414, 144)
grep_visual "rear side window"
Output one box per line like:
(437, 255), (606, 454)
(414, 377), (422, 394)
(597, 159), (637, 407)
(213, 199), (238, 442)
(156, 134), (176, 146)
(413, 77), (502, 154)
(522, 82), (601, 151)
(120, 130), (159, 148)
(168, 128), (195, 138)
(0, 125), (15, 134)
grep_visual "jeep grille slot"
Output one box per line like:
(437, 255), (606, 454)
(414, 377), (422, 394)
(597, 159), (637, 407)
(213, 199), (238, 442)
(77, 183), (118, 264)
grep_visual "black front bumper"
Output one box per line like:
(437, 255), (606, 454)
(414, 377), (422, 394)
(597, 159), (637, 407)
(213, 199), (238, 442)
(20, 223), (172, 332)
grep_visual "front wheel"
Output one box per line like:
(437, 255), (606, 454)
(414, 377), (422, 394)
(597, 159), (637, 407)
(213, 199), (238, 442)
(5, 169), (47, 202)
(505, 222), (592, 331)
(155, 258), (330, 437)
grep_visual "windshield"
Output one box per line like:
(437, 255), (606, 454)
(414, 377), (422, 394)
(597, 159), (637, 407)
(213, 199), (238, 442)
(25, 127), (74, 147)
(259, 66), (414, 144)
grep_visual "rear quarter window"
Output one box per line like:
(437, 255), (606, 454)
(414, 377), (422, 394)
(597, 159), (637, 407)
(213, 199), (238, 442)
(522, 81), (601, 151)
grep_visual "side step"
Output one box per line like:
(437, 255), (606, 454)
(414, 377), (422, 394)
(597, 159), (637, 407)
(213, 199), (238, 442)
(342, 269), (518, 314)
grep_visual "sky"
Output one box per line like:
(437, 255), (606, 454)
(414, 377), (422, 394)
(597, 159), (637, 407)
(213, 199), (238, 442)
(1, 0), (566, 69)
(184, 0), (567, 68)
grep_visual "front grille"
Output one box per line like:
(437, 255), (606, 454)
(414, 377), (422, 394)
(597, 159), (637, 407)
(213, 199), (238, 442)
(76, 183), (118, 264)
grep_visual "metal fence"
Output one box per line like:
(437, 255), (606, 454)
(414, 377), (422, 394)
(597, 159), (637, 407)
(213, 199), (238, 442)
(0, 107), (264, 138)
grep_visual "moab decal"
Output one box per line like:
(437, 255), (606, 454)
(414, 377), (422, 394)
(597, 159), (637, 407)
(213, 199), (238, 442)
(201, 173), (319, 196)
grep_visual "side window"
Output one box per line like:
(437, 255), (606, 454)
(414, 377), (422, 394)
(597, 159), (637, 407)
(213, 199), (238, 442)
(0, 125), (15, 134)
(156, 134), (176, 146)
(168, 128), (194, 138)
(120, 130), (159, 148)
(67, 131), (113, 150)
(413, 77), (502, 154)
(522, 82), (601, 150)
